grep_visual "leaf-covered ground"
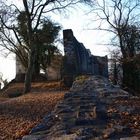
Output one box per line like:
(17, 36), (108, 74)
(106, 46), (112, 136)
(0, 81), (140, 139)
(0, 82), (67, 140)
(110, 97), (140, 138)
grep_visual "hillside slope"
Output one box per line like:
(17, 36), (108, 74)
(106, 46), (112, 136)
(0, 81), (68, 140)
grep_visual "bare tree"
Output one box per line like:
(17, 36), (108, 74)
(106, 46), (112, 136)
(89, 0), (140, 58)
(109, 49), (122, 85)
(87, 0), (140, 88)
(120, 24), (140, 57)
(0, 0), (93, 93)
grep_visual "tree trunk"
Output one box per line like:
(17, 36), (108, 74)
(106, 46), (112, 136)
(33, 61), (40, 75)
(122, 62), (127, 87)
(23, 0), (34, 93)
(33, 46), (40, 76)
(113, 62), (118, 85)
(24, 48), (35, 93)
(119, 35), (127, 59)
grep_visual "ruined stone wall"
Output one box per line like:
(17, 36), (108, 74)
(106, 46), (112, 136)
(15, 55), (26, 82)
(16, 55), (26, 75)
(23, 75), (140, 140)
(15, 54), (62, 82)
(63, 29), (108, 86)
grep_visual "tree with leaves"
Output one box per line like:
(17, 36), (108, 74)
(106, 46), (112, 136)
(17, 11), (61, 76)
(0, 0), (92, 93)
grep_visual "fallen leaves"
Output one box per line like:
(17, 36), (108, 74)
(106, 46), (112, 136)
(0, 83), (66, 140)
(107, 97), (140, 138)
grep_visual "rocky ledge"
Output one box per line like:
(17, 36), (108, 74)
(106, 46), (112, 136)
(22, 76), (140, 140)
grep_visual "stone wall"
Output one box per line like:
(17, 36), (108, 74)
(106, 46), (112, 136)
(15, 56), (26, 82)
(15, 29), (108, 83)
(15, 54), (62, 82)
(16, 55), (26, 75)
(22, 75), (140, 140)
(47, 55), (62, 81)
(63, 29), (108, 86)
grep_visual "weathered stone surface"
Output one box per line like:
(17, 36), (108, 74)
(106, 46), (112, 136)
(22, 76), (140, 140)
(47, 134), (77, 140)
(63, 29), (108, 87)
(120, 136), (139, 140)
(22, 135), (45, 140)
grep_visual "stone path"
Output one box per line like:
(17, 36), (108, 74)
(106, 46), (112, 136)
(22, 76), (140, 140)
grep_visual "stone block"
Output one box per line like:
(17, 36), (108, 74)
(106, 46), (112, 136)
(120, 136), (139, 140)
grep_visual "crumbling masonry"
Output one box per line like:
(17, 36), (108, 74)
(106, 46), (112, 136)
(63, 29), (108, 86)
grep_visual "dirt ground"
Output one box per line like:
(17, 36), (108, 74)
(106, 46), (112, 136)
(0, 82), (67, 140)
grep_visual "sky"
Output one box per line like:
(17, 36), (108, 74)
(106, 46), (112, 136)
(0, 0), (110, 82)
(0, 54), (15, 82)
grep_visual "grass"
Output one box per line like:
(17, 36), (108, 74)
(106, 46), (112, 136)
(0, 81), (68, 140)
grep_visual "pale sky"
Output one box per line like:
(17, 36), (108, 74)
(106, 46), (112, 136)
(0, 1), (110, 81)
(0, 55), (15, 81)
